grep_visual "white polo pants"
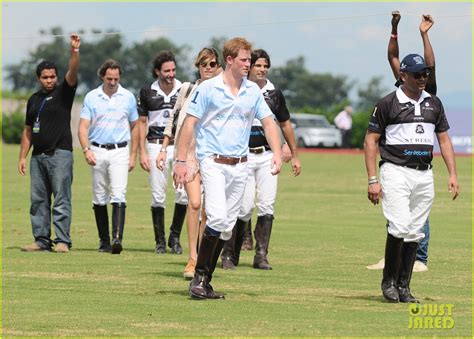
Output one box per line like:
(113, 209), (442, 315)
(148, 143), (188, 208)
(380, 162), (434, 242)
(91, 145), (130, 205)
(200, 156), (249, 241)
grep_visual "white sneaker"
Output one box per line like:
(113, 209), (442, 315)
(413, 260), (429, 272)
(366, 258), (385, 270)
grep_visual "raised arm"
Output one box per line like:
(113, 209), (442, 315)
(388, 11), (401, 81)
(65, 33), (81, 87)
(420, 14), (437, 93)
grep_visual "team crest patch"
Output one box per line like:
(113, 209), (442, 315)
(413, 56), (424, 64)
(415, 125), (425, 134)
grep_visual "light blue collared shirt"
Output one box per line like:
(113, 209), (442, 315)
(187, 74), (272, 161)
(80, 84), (138, 144)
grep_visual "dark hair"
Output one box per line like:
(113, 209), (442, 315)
(97, 59), (122, 78)
(251, 49), (271, 68)
(36, 60), (58, 77)
(152, 51), (176, 78)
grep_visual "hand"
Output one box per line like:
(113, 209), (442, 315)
(156, 152), (167, 171)
(391, 11), (401, 28)
(367, 182), (382, 205)
(128, 157), (136, 172)
(84, 149), (96, 166)
(281, 143), (292, 163)
(70, 33), (81, 49)
(140, 152), (150, 172)
(18, 158), (27, 176)
(420, 14), (434, 34)
(448, 176), (460, 200)
(291, 157), (301, 177)
(173, 163), (187, 189)
(270, 156), (282, 176)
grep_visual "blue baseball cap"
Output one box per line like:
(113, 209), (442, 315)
(400, 54), (428, 73)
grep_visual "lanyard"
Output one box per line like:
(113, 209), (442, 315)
(36, 97), (49, 122)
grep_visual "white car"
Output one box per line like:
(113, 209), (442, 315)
(290, 113), (342, 148)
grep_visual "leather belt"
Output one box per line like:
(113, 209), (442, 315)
(91, 141), (127, 150)
(213, 155), (248, 165)
(249, 146), (269, 154)
(148, 138), (174, 146)
(405, 164), (432, 171)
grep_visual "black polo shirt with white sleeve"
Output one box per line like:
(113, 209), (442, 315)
(368, 87), (449, 169)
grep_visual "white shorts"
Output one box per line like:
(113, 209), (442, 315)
(380, 162), (434, 242)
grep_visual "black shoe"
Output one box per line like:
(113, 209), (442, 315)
(382, 280), (399, 303)
(398, 287), (419, 303)
(98, 240), (112, 253)
(111, 239), (122, 254)
(155, 242), (166, 254)
(189, 275), (209, 300)
(221, 256), (236, 270)
(170, 242), (183, 254)
(206, 283), (225, 299)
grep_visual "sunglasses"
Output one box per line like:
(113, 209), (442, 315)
(200, 61), (218, 68)
(409, 70), (431, 79)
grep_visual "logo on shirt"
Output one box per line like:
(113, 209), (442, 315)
(415, 125), (425, 134)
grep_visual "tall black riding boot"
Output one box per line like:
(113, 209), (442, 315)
(93, 204), (111, 253)
(381, 233), (403, 302)
(168, 203), (187, 254)
(241, 218), (253, 250)
(221, 219), (247, 269)
(189, 229), (220, 300)
(253, 214), (274, 270)
(151, 206), (166, 254)
(398, 241), (419, 303)
(208, 238), (226, 299)
(111, 203), (126, 254)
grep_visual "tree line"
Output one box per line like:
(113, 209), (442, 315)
(5, 27), (388, 148)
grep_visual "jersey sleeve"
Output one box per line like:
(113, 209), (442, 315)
(128, 94), (139, 122)
(367, 99), (389, 134)
(433, 96), (449, 133)
(138, 87), (149, 117)
(273, 89), (290, 122)
(186, 82), (207, 120)
(79, 93), (93, 121)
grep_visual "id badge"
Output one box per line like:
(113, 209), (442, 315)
(33, 121), (40, 134)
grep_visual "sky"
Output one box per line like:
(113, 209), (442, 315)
(2, 1), (472, 114)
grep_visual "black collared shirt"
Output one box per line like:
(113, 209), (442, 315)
(368, 88), (449, 168)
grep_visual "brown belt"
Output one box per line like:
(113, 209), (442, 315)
(249, 146), (269, 154)
(213, 155), (248, 165)
(148, 139), (174, 146)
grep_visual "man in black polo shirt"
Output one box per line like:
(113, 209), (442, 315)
(18, 34), (81, 253)
(364, 53), (459, 303)
(138, 51), (188, 255)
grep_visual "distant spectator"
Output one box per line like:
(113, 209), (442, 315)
(334, 105), (353, 148)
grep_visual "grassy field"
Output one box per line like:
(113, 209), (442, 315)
(2, 144), (472, 337)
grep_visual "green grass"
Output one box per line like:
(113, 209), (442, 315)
(2, 144), (472, 336)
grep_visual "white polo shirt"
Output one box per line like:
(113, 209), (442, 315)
(187, 74), (272, 161)
(80, 84), (138, 144)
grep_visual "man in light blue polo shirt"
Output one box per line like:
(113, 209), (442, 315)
(78, 59), (139, 255)
(174, 38), (283, 300)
